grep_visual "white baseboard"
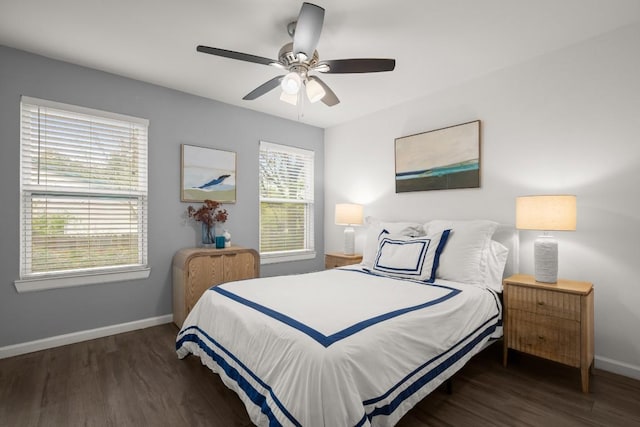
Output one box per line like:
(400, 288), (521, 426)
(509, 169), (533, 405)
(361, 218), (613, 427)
(595, 355), (640, 381)
(0, 314), (173, 359)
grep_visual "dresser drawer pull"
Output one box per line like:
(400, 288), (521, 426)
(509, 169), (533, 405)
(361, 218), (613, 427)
(537, 301), (545, 306)
(537, 335), (545, 341)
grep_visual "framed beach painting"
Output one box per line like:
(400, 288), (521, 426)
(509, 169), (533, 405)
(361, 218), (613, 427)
(395, 120), (481, 193)
(181, 144), (236, 203)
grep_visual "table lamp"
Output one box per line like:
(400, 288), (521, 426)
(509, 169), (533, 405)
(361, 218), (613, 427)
(335, 203), (364, 255)
(516, 195), (576, 283)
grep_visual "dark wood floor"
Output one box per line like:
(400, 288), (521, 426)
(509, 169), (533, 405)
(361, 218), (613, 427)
(1, 324), (639, 427)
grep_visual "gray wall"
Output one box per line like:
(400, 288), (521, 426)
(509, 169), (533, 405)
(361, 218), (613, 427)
(0, 46), (324, 347)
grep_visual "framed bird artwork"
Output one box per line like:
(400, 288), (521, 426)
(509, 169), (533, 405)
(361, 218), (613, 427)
(181, 144), (236, 203)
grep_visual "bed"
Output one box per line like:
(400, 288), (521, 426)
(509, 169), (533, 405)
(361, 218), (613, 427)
(176, 220), (517, 426)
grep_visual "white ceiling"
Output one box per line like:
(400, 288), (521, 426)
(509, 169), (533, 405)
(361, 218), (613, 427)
(1, 0), (639, 128)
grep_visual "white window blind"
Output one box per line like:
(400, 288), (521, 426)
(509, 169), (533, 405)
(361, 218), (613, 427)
(259, 141), (314, 262)
(19, 96), (148, 284)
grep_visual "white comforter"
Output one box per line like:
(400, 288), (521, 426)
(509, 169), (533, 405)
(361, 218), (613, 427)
(176, 267), (501, 427)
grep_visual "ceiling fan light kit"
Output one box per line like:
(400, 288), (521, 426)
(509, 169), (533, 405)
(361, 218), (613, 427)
(196, 2), (395, 108)
(281, 72), (302, 95)
(277, 76), (325, 106)
(305, 78), (325, 103)
(279, 90), (299, 106)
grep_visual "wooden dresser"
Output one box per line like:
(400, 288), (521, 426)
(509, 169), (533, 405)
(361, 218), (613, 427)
(503, 274), (594, 393)
(325, 252), (363, 269)
(172, 246), (259, 327)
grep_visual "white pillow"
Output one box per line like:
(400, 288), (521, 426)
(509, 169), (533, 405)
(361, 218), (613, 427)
(372, 230), (451, 282)
(425, 219), (498, 285)
(362, 217), (425, 269)
(484, 240), (509, 292)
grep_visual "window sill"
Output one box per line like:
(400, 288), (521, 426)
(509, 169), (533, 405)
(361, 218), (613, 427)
(14, 267), (151, 293)
(260, 251), (316, 265)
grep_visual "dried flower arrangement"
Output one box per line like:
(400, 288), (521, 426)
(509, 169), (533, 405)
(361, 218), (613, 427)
(187, 200), (228, 243)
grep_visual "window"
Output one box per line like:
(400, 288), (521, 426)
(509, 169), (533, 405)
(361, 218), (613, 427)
(17, 96), (149, 292)
(259, 141), (315, 263)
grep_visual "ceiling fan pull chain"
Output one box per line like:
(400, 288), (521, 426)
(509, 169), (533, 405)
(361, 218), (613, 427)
(297, 90), (305, 121)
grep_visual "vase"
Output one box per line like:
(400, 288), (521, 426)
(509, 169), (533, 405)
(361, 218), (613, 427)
(201, 223), (214, 246)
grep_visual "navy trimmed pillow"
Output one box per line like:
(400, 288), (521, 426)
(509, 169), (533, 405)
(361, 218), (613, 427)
(372, 229), (451, 282)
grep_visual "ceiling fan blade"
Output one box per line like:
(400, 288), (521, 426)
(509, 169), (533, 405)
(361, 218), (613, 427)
(243, 76), (284, 100)
(292, 3), (325, 59)
(197, 45), (277, 67)
(316, 58), (396, 74)
(308, 76), (339, 106)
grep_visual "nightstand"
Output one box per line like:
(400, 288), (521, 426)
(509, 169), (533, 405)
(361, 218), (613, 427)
(325, 253), (362, 269)
(503, 274), (594, 393)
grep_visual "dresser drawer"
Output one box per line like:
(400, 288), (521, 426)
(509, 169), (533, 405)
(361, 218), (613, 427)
(507, 309), (581, 367)
(507, 285), (581, 321)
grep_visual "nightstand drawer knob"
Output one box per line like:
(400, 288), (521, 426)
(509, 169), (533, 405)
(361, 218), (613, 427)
(537, 301), (545, 306)
(538, 335), (545, 341)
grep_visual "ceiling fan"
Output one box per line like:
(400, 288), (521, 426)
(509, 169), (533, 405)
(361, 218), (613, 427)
(196, 2), (396, 107)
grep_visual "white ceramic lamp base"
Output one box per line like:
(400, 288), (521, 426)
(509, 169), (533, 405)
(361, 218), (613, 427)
(534, 235), (558, 283)
(343, 226), (355, 255)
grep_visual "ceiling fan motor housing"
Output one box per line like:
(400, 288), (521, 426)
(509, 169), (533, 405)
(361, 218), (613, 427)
(278, 42), (319, 71)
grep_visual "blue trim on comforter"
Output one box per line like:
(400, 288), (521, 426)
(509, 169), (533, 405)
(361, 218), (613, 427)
(177, 326), (301, 427)
(363, 314), (499, 406)
(212, 284), (460, 348)
(177, 315), (501, 427)
(364, 320), (498, 421)
(177, 275), (503, 426)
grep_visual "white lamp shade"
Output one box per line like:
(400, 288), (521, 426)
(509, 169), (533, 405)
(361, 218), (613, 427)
(306, 79), (326, 103)
(516, 195), (576, 231)
(335, 203), (364, 225)
(281, 72), (302, 95)
(279, 90), (298, 105)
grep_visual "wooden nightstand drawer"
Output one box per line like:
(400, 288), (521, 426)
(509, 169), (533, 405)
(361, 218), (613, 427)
(325, 253), (362, 269)
(506, 285), (581, 321)
(507, 309), (580, 366)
